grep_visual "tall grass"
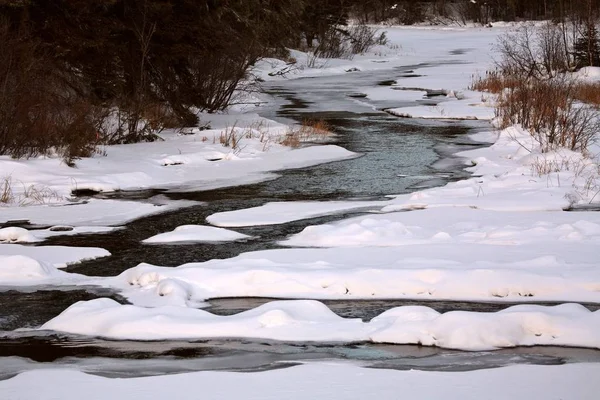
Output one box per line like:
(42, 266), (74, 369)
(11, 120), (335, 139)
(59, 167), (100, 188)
(280, 119), (332, 148)
(0, 176), (62, 206)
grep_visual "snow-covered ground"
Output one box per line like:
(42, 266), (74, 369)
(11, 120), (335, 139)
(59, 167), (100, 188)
(0, 197), (200, 226)
(0, 114), (354, 225)
(2, 362), (599, 400)
(142, 225), (250, 244)
(207, 200), (388, 227)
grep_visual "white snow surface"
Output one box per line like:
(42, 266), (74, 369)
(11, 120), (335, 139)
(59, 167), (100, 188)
(0, 197), (200, 226)
(0, 244), (109, 269)
(281, 207), (600, 248)
(41, 299), (600, 350)
(112, 242), (600, 306)
(573, 66), (600, 82)
(0, 227), (41, 243)
(0, 226), (117, 243)
(207, 201), (386, 227)
(3, 362), (599, 400)
(0, 113), (355, 226)
(143, 225), (250, 244)
(0, 255), (86, 286)
(386, 92), (495, 120)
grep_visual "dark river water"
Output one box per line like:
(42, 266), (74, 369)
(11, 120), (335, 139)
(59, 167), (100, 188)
(2, 64), (600, 379)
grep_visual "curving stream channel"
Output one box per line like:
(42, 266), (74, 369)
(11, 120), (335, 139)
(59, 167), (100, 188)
(2, 64), (600, 379)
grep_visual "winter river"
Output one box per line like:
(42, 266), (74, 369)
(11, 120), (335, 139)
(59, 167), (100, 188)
(2, 63), (600, 380)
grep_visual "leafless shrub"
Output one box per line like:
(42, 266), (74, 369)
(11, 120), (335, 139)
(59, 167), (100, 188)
(314, 27), (352, 59)
(530, 155), (586, 177)
(98, 106), (164, 146)
(312, 24), (381, 60)
(496, 23), (572, 80)
(347, 25), (381, 55)
(496, 77), (599, 152)
(470, 70), (521, 93)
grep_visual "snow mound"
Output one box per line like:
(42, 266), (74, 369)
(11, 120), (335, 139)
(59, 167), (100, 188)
(371, 303), (600, 350)
(114, 241), (600, 306)
(0, 227), (41, 243)
(0, 244), (110, 269)
(41, 298), (364, 342)
(574, 66), (600, 82)
(282, 208), (600, 248)
(0, 255), (69, 282)
(143, 225), (250, 244)
(281, 217), (416, 247)
(40, 299), (600, 351)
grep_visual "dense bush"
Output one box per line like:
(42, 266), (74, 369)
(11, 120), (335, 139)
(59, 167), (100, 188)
(495, 78), (599, 152)
(0, 18), (103, 163)
(475, 22), (600, 153)
(0, 0), (310, 161)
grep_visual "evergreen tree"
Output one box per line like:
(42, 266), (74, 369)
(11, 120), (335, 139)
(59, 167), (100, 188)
(573, 23), (600, 68)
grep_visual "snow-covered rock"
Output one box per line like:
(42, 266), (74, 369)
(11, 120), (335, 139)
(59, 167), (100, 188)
(0, 227), (41, 243)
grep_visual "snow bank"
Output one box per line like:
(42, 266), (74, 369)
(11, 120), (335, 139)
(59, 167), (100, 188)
(0, 115), (354, 209)
(0, 226), (117, 243)
(143, 225), (250, 244)
(387, 101), (494, 120)
(281, 207), (600, 247)
(3, 362), (599, 400)
(207, 200), (385, 227)
(0, 198), (200, 226)
(1, 111), (355, 229)
(41, 299), (600, 351)
(0, 255), (85, 286)
(573, 66), (600, 82)
(384, 126), (600, 212)
(0, 244), (110, 269)
(111, 241), (600, 306)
